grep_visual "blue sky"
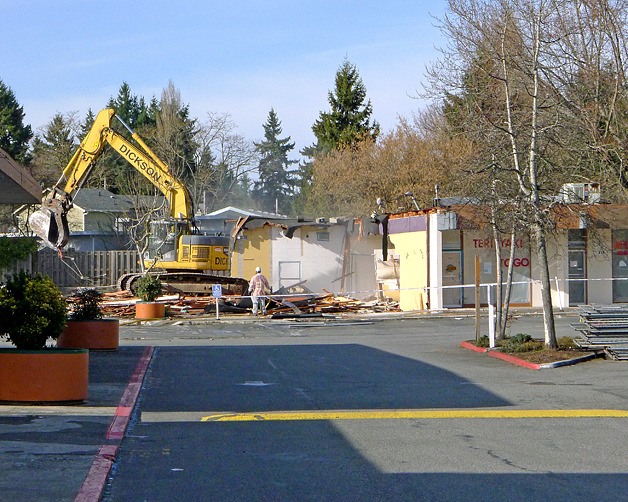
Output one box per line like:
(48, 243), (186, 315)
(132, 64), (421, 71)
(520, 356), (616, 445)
(1, 0), (446, 157)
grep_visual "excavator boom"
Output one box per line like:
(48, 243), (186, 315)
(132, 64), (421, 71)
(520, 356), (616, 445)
(29, 107), (236, 294)
(29, 108), (193, 251)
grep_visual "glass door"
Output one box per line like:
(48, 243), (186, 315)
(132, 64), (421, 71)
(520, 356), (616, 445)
(442, 251), (462, 307)
(568, 250), (586, 306)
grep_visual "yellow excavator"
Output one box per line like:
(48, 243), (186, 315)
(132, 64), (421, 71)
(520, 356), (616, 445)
(29, 108), (248, 295)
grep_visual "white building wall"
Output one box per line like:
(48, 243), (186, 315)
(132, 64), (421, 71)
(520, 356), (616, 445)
(428, 213), (443, 309)
(271, 225), (347, 294)
(347, 235), (380, 299)
(529, 231), (565, 309)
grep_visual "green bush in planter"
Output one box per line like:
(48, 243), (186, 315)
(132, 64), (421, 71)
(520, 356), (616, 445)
(67, 288), (104, 320)
(134, 274), (163, 302)
(0, 271), (67, 350)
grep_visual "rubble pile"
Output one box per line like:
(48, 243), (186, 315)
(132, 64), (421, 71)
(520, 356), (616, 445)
(99, 289), (399, 319)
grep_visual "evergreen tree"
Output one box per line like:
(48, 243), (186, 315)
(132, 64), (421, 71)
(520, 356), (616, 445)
(0, 79), (33, 164)
(295, 60), (379, 216)
(107, 82), (156, 130)
(96, 82), (158, 193)
(308, 59), (380, 155)
(30, 112), (79, 188)
(253, 109), (297, 214)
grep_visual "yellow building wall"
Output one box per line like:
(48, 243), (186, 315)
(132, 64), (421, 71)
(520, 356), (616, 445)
(389, 231), (428, 311)
(233, 225), (272, 281)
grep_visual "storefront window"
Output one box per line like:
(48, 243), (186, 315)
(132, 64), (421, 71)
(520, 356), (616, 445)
(468, 233), (531, 305)
(612, 230), (628, 302)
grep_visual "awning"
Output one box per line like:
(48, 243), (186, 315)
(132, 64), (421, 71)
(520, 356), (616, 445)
(0, 147), (41, 204)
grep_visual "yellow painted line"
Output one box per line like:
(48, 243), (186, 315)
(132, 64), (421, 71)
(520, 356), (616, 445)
(200, 409), (628, 422)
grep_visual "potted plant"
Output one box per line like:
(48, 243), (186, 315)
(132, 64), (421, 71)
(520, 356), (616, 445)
(57, 288), (120, 350)
(0, 271), (88, 403)
(134, 274), (165, 319)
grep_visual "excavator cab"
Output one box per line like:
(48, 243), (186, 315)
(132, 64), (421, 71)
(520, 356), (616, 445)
(146, 220), (186, 264)
(144, 219), (230, 272)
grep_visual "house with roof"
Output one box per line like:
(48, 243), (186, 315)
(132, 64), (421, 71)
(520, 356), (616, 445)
(59, 188), (137, 251)
(15, 188), (166, 252)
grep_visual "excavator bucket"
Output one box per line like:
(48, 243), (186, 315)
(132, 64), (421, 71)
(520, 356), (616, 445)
(28, 198), (70, 250)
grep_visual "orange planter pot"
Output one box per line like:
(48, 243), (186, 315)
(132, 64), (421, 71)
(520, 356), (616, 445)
(0, 349), (88, 403)
(135, 302), (166, 320)
(57, 319), (120, 350)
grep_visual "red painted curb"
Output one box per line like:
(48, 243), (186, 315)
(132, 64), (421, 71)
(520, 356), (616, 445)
(75, 445), (119, 502)
(487, 350), (541, 370)
(459, 341), (488, 353)
(460, 340), (541, 370)
(76, 346), (155, 501)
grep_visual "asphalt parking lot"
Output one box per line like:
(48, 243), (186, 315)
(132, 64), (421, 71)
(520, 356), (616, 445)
(1, 311), (627, 501)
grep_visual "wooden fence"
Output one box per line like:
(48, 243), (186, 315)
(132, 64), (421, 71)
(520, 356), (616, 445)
(2, 249), (142, 290)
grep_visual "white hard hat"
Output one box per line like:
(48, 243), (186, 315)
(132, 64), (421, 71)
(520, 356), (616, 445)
(255, 266), (261, 273)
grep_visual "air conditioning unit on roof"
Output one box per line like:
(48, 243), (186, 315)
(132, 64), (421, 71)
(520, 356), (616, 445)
(560, 183), (601, 203)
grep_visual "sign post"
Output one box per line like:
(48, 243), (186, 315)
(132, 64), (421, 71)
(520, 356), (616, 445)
(211, 284), (222, 320)
(474, 255), (481, 342)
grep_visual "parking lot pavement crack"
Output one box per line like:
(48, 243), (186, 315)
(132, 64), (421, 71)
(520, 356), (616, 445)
(485, 449), (531, 472)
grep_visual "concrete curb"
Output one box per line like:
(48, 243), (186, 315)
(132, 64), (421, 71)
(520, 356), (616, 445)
(75, 346), (155, 501)
(459, 341), (600, 370)
(459, 341), (489, 354)
(487, 349), (541, 370)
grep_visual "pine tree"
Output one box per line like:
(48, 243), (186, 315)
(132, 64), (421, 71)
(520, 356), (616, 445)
(30, 112), (79, 188)
(295, 60), (380, 215)
(309, 59), (380, 155)
(0, 79), (33, 165)
(253, 109), (297, 214)
(97, 82), (158, 193)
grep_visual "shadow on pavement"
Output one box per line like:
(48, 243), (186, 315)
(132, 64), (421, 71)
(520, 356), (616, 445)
(102, 345), (627, 501)
(139, 344), (511, 412)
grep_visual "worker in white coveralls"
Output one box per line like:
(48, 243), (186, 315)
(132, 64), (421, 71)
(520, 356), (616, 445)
(248, 266), (271, 316)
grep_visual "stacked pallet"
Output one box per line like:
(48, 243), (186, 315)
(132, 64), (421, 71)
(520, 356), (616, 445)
(573, 304), (628, 360)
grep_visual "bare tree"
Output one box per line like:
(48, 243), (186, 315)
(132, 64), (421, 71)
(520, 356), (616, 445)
(426, 0), (583, 348)
(307, 112), (470, 217)
(193, 112), (258, 212)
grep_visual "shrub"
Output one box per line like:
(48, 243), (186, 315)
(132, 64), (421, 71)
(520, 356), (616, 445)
(510, 339), (544, 353)
(134, 274), (163, 302)
(67, 288), (103, 320)
(557, 336), (575, 350)
(501, 333), (541, 353)
(0, 271), (67, 350)
(510, 333), (532, 344)
(0, 236), (38, 270)
(476, 335), (489, 348)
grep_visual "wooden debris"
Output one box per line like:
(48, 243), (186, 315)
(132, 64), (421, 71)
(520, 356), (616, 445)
(99, 289), (399, 319)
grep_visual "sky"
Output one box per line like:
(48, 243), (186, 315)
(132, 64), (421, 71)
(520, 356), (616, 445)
(1, 0), (447, 158)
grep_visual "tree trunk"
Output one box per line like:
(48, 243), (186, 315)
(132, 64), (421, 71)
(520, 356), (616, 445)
(491, 209), (503, 340)
(533, 222), (557, 349)
(501, 226), (517, 340)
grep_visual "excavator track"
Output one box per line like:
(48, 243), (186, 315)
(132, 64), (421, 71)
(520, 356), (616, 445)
(118, 272), (249, 297)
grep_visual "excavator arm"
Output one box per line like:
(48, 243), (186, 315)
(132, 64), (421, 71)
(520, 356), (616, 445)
(30, 108), (194, 250)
